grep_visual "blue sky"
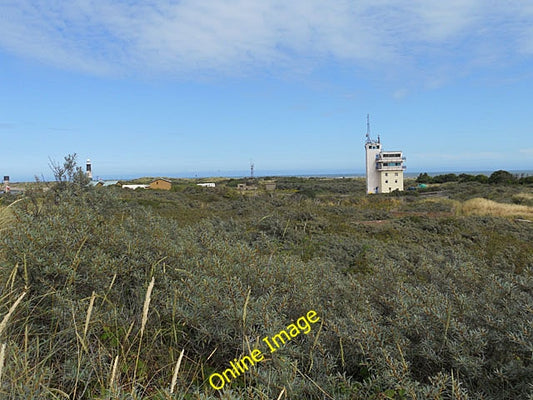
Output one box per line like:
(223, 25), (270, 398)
(1, 1), (532, 181)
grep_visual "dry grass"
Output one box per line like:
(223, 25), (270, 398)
(0, 199), (25, 232)
(0, 205), (13, 232)
(0, 291), (27, 388)
(459, 198), (533, 219)
(512, 192), (533, 206)
(169, 349), (185, 394)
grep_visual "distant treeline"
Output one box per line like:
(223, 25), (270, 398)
(416, 170), (533, 184)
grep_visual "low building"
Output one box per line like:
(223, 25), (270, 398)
(264, 181), (276, 191)
(89, 180), (120, 187)
(237, 183), (257, 191)
(1, 187), (24, 195)
(197, 182), (216, 188)
(122, 184), (149, 190)
(149, 178), (172, 190)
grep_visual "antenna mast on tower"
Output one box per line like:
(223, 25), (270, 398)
(366, 114), (371, 142)
(250, 161), (254, 179)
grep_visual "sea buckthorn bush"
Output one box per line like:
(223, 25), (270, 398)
(0, 177), (531, 399)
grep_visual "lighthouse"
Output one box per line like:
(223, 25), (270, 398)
(364, 116), (405, 194)
(86, 159), (92, 180)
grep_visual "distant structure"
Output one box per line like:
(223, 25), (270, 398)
(120, 179), (172, 190)
(237, 183), (257, 191)
(250, 162), (254, 179)
(122, 184), (149, 190)
(1, 175), (23, 194)
(89, 180), (120, 187)
(86, 159), (92, 180)
(264, 180), (276, 191)
(365, 115), (406, 194)
(149, 178), (172, 190)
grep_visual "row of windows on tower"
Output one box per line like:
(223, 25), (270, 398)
(384, 173), (399, 177)
(382, 153), (401, 158)
(369, 145), (380, 149)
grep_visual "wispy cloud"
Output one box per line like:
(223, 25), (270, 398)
(519, 148), (533, 156)
(393, 89), (408, 100)
(0, 1), (532, 83)
(413, 151), (503, 161)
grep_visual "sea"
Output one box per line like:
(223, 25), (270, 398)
(92, 169), (533, 181)
(15, 169), (532, 183)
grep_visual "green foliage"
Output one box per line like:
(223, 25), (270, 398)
(519, 175), (533, 184)
(0, 176), (531, 399)
(417, 172), (490, 184)
(49, 153), (91, 190)
(488, 170), (517, 184)
(416, 172), (432, 183)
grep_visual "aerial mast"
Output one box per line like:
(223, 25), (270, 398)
(366, 114), (371, 142)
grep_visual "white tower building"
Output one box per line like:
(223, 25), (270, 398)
(365, 116), (381, 194)
(86, 159), (92, 180)
(364, 116), (405, 194)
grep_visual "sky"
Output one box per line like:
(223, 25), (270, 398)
(1, 0), (532, 181)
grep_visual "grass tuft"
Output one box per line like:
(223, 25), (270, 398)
(0, 291), (27, 337)
(459, 197), (533, 218)
(170, 348), (185, 394)
(0, 206), (13, 233)
(0, 343), (5, 384)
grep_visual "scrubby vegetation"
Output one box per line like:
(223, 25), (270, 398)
(0, 167), (532, 399)
(416, 170), (533, 185)
(459, 198), (533, 219)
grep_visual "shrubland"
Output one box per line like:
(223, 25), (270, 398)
(0, 173), (531, 399)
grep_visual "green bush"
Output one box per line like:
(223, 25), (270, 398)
(488, 170), (517, 185)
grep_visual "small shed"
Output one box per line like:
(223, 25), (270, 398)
(237, 183), (257, 191)
(264, 181), (276, 191)
(90, 180), (120, 187)
(149, 178), (172, 191)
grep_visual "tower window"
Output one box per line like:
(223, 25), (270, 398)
(385, 173), (388, 176)
(395, 173), (398, 176)
(385, 180), (388, 183)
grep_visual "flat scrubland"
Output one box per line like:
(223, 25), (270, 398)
(0, 177), (532, 399)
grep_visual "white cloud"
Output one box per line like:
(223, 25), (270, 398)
(519, 148), (533, 156)
(0, 0), (532, 81)
(393, 89), (408, 99)
(412, 151), (503, 161)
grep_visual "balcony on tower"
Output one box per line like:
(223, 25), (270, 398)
(375, 151), (406, 171)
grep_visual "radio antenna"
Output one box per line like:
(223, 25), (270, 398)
(366, 114), (371, 142)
